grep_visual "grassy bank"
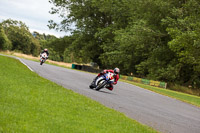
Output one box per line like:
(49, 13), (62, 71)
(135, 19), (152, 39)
(121, 80), (200, 107)
(0, 55), (156, 132)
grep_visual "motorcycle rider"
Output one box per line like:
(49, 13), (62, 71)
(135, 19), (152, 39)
(40, 48), (49, 59)
(90, 68), (120, 91)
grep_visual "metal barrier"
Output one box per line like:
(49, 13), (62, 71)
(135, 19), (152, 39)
(119, 75), (167, 89)
(71, 64), (101, 73)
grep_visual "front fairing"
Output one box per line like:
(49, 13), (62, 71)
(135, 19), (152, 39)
(95, 72), (115, 87)
(104, 73), (115, 83)
(40, 53), (47, 61)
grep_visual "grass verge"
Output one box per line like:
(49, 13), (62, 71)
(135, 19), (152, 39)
(121, 79), (200, 107)
(0, 55), (157, 132)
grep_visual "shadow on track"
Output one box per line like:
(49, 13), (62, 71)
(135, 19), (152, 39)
(89, 87), (113, 94)
(98, 90), (113, 94)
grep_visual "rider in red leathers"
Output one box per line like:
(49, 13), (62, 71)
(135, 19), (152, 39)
(90, 68), (120, 91)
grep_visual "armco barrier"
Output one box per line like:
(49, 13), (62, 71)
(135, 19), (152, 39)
(75, 65), (82, 70)
(82, 65), (101, 73)
(72, 64), (101, 73)
(150, 80), (160, 87)
(119, 75), (167, 88)
(160, 82), (167, 88)
(120, 75), (128, 80)
(127, 76), (134, 81)
(72, 64), (76, 69)
(142, 79), (150, 85)
(133, 77), (142, 83)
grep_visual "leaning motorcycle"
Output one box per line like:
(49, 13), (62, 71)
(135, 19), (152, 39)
(40, 53), (47, 65)
(90, 72), (115, 91)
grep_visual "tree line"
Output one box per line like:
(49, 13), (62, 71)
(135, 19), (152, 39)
(48, 0), (200, 89)
(0, 19), (57, 56)
(0, 0), (200, 90)
(0, 19), (40, 56)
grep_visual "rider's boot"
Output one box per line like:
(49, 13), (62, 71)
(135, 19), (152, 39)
(106, 84), (113, 91)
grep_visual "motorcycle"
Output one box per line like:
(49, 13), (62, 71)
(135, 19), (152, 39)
(40, 53), (47, 65)
(90, 72), (115, 91)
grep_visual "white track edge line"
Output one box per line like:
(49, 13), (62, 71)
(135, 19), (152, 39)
(0, 54), (34, 72)
(16, 57), (34, 72)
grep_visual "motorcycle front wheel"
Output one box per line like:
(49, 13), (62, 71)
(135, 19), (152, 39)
(40, 60), (43, 65)
(95, 80), (107, 91)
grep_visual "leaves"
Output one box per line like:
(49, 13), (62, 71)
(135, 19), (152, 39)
(48, 0), (200, 88)
(0, 25), (12, 50)
(0, 19), (40, 56)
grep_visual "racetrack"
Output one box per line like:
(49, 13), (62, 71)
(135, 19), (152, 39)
(21, 58), (200, 133)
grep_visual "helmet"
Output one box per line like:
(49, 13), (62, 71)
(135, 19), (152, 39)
(114, 68), (120, 74)
(44, 48), (48, 52)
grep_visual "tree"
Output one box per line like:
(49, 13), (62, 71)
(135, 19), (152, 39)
(162, 0), (200, 87)
(48, 0), (131, 67)
(1, 19), (40, 56)
(0, 25), (12, 50)
(48, 0), (200, 88)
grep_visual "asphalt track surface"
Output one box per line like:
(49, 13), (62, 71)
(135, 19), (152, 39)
(18, 58), (200, 133)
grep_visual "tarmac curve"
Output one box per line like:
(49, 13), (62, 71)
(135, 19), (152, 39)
(20, 58), (200, 133)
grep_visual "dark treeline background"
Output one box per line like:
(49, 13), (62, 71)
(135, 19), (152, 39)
(0, 0), (200, 90)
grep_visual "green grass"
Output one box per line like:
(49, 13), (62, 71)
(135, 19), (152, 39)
(0, 55), (157, 132)
(121, 79), (200, 107)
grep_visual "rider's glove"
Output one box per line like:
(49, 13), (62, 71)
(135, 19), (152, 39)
(103, 70), (107, 73)
(100, 70), (106, 74)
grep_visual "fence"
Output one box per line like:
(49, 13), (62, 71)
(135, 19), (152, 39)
(120, 75), (167, 88)
(71, 64), (101, 73)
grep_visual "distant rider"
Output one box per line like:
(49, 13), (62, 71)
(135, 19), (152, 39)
(40, 48), (49, 59)
(90, 68), (120, 91)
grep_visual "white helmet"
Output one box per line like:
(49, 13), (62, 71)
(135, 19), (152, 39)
(114, 68), (120, 74)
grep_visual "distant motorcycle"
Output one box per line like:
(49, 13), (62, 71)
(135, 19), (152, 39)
(90, 72), (115, 91)
(40, 53), (47, 65)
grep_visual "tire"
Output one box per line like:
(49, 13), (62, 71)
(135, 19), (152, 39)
(89, 84), (95, 89)
(40, 61), (43, 65)
(96, 80), (107, 91)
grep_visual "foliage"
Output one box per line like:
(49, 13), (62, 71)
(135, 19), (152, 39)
(48, 0), (131, 66)
(0, 19), (40, 56)
(32, 31), (57, 40)
(162, 0), (200, 87)
(42, 36), (73, 62)
(0, 25), (12, 50)
(48, 0), (200, 89)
